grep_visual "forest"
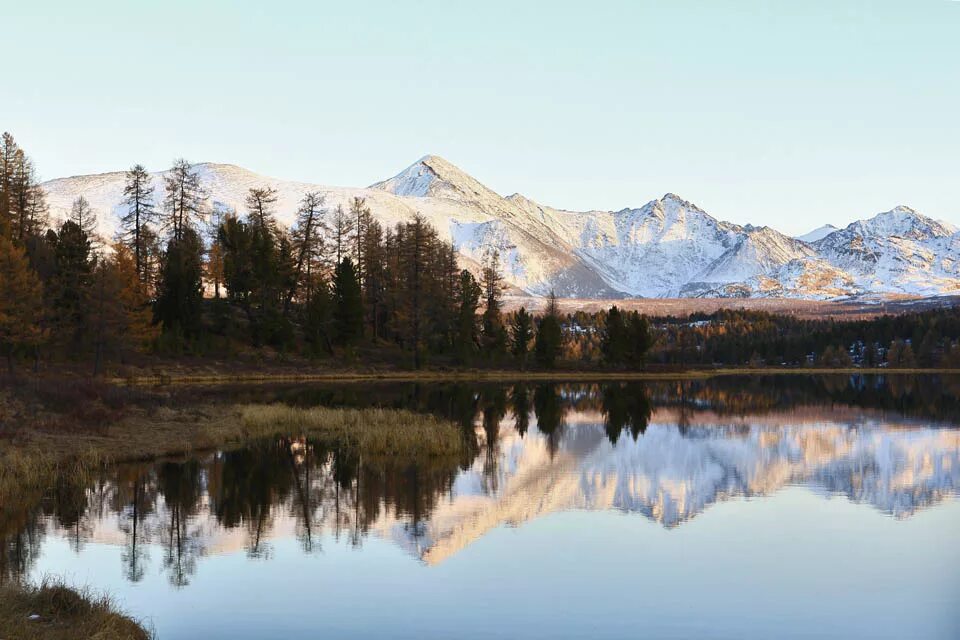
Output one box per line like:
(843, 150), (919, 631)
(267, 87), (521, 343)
(1, 130), (958, 375)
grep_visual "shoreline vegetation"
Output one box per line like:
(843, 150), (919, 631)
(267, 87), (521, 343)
(0, 579), (152, 640)
(102, 365), (960, 386)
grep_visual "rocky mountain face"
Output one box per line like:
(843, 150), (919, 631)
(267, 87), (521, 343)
(40, 156), (960, 299)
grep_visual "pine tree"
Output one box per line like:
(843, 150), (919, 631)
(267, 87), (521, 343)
(510, 307), (534, 368)
(120, 164), (157, 282)
(332, 257), (363, 347)
(163, 159), (206, 240)
(0, 236), (46, 371)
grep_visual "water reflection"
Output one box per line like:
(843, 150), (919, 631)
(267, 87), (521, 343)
(2, 376), (959, 586)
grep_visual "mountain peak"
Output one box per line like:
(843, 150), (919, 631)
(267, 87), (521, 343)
(370, 155), (502, 203)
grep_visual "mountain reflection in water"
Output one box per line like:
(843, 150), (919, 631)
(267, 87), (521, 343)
(2, 376), (959, 586)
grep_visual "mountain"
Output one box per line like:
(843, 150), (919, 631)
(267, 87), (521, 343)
(813, 206), (960, 296)
(40, 157), (960, 299)
(796, 224), (839, 243)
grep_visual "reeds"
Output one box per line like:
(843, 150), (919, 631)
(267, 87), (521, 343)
(238, 405), (463, 457)
(0, 577), (153, 640)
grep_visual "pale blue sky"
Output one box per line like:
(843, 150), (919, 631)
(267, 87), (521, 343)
(4, 0), (958, 234)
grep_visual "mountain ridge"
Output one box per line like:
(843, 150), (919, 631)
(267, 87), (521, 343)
(39, 156), (960, 300)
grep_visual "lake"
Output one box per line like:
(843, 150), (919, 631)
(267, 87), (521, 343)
(3, 375), (959, 639)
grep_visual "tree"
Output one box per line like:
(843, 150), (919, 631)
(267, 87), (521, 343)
(455, 269), (481, 362)
(304, 277), (334, 356)
(535, 290), (563, 368)
(350, 197), (371, 283)
(155, 227), (205, 342)
(163, 159), (206, 240)
(887, 339), (916, 368)
(332, 257), (363, 347)
(89, 244), (156, 374)
(1, 132), (48, 241)
(0, 236), (46, 371)
(119, 164), (157, 282)
(50, 220), (94, 351)
(510, 307), (534, 368)
(331, 204), (352, 266)
(627, 312), (653, 367)
(480, 252), (507, 358)
(245, 187), (279, 233)
(287, 191), (326, 312)
(69, 196), (99, 244)
(601, 306), (628, 366)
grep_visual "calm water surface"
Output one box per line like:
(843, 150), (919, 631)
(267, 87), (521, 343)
(3, 375), (960, 639)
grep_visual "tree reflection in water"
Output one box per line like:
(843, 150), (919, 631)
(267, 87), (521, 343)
(2, 374), (959, 584)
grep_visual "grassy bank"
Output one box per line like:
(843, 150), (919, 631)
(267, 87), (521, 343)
(0, 579), (152, 640)
(0, 401), (463, 509)
(239, 405), (463, 458)
(104, 366), (960, 387)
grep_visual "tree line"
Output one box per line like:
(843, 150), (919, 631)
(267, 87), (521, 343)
(1, 132), (605, 373)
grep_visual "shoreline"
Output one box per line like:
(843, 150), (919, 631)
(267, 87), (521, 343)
(104, 366), (960, 387)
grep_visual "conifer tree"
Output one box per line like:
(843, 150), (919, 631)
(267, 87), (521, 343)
(332, 257), (363, 346)
(120, 164), (157, 282)
(510, 307), (534, 368)
(69, 196), (99, 243)
(350, 196), (371, 283)
(245, 187), (279, 233)
(288, 191), (327, 312)
(455, 269), (481, 362)
(601, 305), (628, 366)
(51, 220), (94, 351)
(480, 252), (507, 357)
(535, 290), (563, 368)
(163, 159), (205, 240)
(304, 277), (334, 356)
(155, 227), (204, 341)
(0, 236), (46, 371)
(0, 133), (46, 240)
(331, 204), (352, 266)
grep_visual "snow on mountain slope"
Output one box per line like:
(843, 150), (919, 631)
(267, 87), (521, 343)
(40, 158), (960, 299)
(796, 224), (839, 243)
(814, 206), (960, 296)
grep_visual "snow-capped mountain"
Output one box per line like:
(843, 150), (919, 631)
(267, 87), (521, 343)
(40, 156), (960, 299)
(796, 224), (839, 243)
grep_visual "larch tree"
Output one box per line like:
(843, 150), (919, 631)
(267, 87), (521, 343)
(245, 187), (279, 233)
(480, 251), (507, 358)
(120, 164), (157, 282)
(288, 191), (327, 312)
(69, 196), (99, 245)
(330, 204), (352, 266)
(163, 159), (206, 240)
(0, 236), (46, 371)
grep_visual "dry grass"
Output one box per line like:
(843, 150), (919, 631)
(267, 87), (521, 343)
(0, 578), (153, 640)
(238, 405), (463, 458)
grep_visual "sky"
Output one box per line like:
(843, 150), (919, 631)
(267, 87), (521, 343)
(4, 0), (958, 235)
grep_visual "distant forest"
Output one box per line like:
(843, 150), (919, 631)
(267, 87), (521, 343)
(1, 131), (958, 374)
